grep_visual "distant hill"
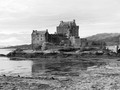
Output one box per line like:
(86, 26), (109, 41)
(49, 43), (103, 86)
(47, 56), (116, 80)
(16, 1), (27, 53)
(3, 33), (120, 49)
(86, 33), (120, 45)
(4, 44), (32, 50)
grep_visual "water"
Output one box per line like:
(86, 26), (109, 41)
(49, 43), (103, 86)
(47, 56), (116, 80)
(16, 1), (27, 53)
(0, 49), (14, 55)
(0, 49), (105, 77)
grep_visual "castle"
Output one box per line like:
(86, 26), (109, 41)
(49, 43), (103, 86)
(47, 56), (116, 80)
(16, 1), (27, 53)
(31, 20), (81, 50)
(57, 19), (79, 38)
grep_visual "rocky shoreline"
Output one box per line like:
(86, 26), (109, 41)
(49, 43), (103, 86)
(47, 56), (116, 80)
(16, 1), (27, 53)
(1, 58), (120, 90)
(5, 48), (120, 60)
(0, 49), (120, 89)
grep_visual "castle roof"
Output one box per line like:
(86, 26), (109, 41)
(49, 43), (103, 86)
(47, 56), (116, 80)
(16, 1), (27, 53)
(36, 31), (47, 34)
(32, 30), (48, 35)
(59, 20), (76, 27)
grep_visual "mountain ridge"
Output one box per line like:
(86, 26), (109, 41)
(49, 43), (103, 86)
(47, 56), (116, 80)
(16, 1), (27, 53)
(86, 33), (120, 45)
(3, 33), (120, 49)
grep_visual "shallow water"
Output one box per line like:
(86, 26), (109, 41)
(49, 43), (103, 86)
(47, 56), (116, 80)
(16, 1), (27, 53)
(0, 49), (105, 77)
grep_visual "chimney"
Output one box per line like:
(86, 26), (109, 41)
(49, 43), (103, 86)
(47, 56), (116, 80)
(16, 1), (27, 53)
(73, 19), (75, 22)
(60, 21), (63, 23)
(46, 29), (48, 32)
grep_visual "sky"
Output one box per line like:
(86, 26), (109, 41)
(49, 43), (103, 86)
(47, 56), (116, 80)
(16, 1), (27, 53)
(0, 0), (120, 46)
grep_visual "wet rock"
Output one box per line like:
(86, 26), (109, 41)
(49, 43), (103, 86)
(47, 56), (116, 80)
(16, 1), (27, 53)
(50, 77), (55, 80)
(18, 75), (20, 77)
(3, 74), (6, 77)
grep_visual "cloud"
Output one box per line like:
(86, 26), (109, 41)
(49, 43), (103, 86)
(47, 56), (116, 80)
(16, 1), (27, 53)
(0, 33), (30, 46)
(0, 0), (120, 45)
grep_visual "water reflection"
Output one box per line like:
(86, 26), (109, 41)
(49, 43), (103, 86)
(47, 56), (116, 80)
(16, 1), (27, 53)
(0, 56), (105, 77)
(31, 60), (98, 76)
(32, 61), (47, 76)
(0, 49), (105, 77)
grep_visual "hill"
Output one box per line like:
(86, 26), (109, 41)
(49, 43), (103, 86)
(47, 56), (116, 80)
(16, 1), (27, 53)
(3, 33), (120, 49)
(86, 33), (120, 45)
(4, 44), (32, 50)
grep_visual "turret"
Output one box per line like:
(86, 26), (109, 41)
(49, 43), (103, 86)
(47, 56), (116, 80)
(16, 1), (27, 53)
(73, 19), (75, 23)
(60, 21), (63, 23)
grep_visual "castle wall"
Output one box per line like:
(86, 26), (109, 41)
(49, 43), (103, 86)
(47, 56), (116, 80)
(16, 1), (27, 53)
(31, 20), (80, 50)
(31, 30), (49, 50)
(70, 36), (81, 48)
(70, 26), (79, 37)
(48, 34), (70, 45)
(80, 38), (88, 47)
(56, 20), (79, 38)
(57, 26), (70, 37)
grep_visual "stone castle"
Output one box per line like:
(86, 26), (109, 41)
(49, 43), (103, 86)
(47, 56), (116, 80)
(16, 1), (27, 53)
(57, 19), (79, 38)
(31, 20), (81, 50)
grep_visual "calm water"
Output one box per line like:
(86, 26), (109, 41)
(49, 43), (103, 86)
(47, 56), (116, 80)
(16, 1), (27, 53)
(0, 49), (105, 77)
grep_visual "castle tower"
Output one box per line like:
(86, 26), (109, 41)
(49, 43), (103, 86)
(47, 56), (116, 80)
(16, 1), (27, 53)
(31, 30), (49, 50)
(56, 19), (79, 38)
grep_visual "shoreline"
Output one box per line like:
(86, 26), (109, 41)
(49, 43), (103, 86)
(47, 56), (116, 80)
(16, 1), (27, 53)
(7, 54), (120, 61)
(1, 58), (120, 90)
(1, 49), (120, 89)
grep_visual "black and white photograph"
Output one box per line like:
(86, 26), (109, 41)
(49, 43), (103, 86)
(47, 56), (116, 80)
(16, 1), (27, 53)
(0, 0), (120, 89)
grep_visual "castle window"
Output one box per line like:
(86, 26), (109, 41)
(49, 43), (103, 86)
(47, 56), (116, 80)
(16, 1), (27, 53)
(41, 38), (42, 40)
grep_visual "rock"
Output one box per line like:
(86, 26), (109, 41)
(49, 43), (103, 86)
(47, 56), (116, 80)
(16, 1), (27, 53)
(50, 77), (55, 80)
(18, 75), (20, 77)
(0, 54), (6, 57)
(3, 74), (6, 77)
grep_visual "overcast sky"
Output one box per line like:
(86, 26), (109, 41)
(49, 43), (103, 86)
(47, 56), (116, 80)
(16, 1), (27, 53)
(0, 0), (120, 46)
